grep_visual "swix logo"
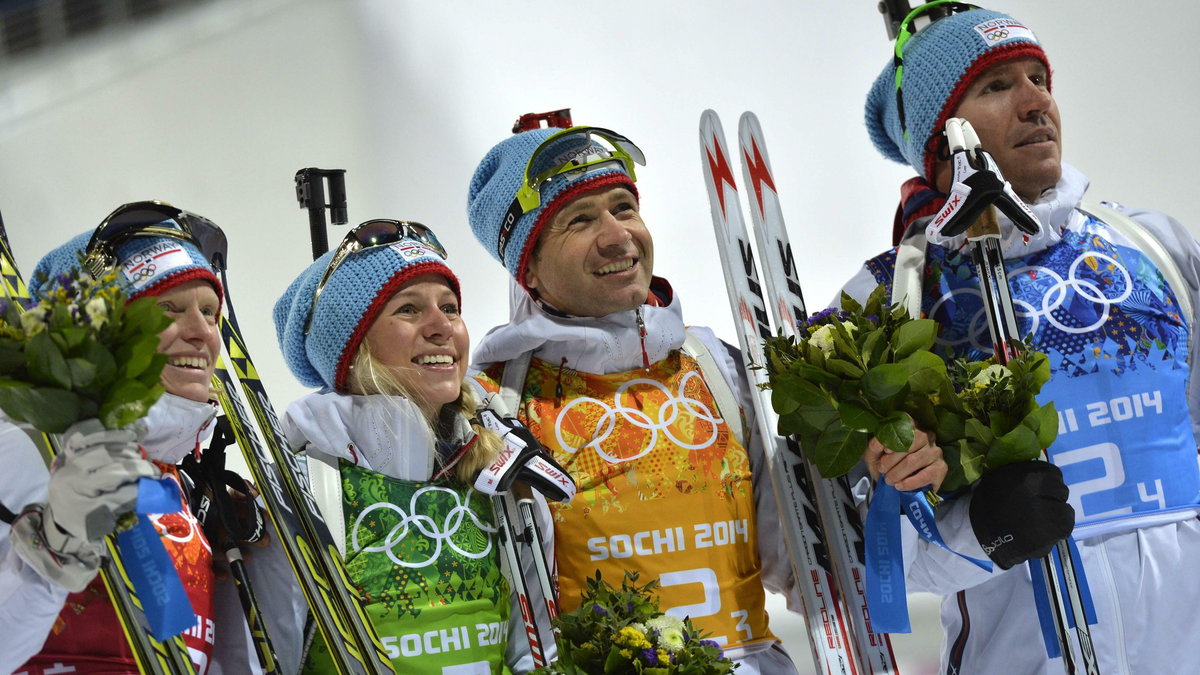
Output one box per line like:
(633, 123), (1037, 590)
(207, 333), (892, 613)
(488, 446), (517, 473)
(535, 460), (572, 488)
(932, 193), (962, 230)
(981, 533), (1014, 554)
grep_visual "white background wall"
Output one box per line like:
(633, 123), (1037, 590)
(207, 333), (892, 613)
(2, 1), (1195, 672)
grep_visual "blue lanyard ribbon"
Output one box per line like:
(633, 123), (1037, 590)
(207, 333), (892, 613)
(115, 476), (195, 641)
(1028, 536), (1098, 658)
(865, 476), (992, 633)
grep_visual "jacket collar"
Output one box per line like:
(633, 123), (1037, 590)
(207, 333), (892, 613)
(472, 276), (687, 375)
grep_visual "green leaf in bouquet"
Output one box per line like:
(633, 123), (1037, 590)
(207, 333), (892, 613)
(770, 374), (827, 416)
(118, 297), (173, 339)
(964, 417), (995, 446)
(859, 328), (887, 369)
(988, 409), (1016, 437)
(860, 362), (909, 407)
(801, 338), (828, 369)
(1027, 402), (1059, 449)
(824, 357), (865, 379)
(934, 410), (966, 444)
(80, 340), (118, 392)
(0, 340), (25, 376)
(65, 357), (97, 390)
(49, 303), (74, 332)
(100, 380), (164, 429)
(987, 423), (1040, 468)
(830, 323), (863, 366)
(787, 360), (842, 388)
(603, 646), (630, 674)
(840, 290), (864, 316)
(901, 350), (948, 394)
(891, 318), (939, 358)
(941, 439), (985, 493)
(0, 381), (84, 433)
(116, 334), (164, 380)
(837, 400), (880, 433)
(25, 329), (72, 390)
(863, 284), (888, 319)
(53, 326), (89, 353)
(812, 421), (870, 478)
(875, 411), (915, 454)
(136, 353), (169, 390)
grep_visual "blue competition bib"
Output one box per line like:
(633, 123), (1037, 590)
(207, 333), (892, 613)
(868, 215), (1200, 531)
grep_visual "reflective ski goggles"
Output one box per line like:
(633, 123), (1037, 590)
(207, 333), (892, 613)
(83, 200), (228, 278)
(513, 126), (644, 214)
(497, 126), (644, 261)
(305, 219), (446, 335)
(893, 1), (980, 140)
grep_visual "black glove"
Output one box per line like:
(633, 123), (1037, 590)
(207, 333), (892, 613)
(969, 461), (1074, 570)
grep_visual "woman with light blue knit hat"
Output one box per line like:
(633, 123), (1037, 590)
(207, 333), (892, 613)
(0, 201), (304, 673)
(841, 3), (1200, 673)
(273, 219), (553, 673)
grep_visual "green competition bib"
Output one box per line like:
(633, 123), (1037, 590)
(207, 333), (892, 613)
(304, 461), (511, 674)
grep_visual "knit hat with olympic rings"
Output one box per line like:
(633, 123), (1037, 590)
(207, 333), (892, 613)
(865, 5), (1050, 179)
(273, 239), (460, 392)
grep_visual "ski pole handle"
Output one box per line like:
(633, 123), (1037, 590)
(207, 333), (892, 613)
(295, 168), (348, 260)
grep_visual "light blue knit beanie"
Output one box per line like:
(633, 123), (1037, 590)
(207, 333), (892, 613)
(467, 127), (638, 285)
(865, 6), (1050, 179)
(273, 238), (460, 392)
(31, 226), (221, 303)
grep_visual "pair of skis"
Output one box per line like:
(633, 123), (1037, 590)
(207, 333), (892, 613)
(0, 229), (198, 675)
(699, 110), (900, 675)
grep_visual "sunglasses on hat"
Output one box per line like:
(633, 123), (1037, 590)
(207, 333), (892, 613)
(83, 200), (228, 279)
(305, 219), (447, 335)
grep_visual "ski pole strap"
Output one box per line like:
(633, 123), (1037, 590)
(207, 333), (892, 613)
(865, 476), (992, 633)
(115, 476), (195, 641)
(892, 229), (928, 317)
(1027, 536), (1098, 658)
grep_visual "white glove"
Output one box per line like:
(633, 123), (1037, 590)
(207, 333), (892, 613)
(47, 418), (160, 541)
(10, 502), (105, 591)
(10, 419), (160, 591)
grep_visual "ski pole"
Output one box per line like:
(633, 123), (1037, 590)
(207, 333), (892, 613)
(188, 417), (280, 675)
(934, 117), (1099, 675)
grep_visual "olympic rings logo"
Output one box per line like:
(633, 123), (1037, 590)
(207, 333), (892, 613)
(987, 29), (1010, 41)
(350, 486), (496, 569)
(931, 252), (1133, 352)
(129, 263), (157, 280)
(554, 370), (724, 463)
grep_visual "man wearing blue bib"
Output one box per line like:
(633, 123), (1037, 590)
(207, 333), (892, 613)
(845, 3), (1200, 673)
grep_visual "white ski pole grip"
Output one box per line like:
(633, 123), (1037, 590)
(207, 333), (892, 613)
(474, 409), (576, 503)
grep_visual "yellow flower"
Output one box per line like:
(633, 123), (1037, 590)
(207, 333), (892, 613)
(616, 626), (652, 649)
